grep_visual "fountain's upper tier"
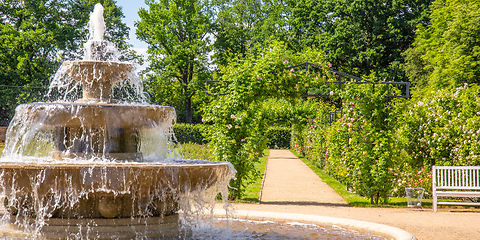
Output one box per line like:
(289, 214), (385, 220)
(63, 60), (133, 103)
(18, 102), (175, 129)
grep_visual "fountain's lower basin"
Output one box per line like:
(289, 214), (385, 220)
(0, 161), (231, 218)
(1, 215), (185, 239)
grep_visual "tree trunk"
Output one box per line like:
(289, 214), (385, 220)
(185, 96), (192, 123)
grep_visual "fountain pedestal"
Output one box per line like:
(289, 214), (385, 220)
(63, 61), (132, 103)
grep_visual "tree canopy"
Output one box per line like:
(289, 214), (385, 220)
(211, 0), (290, 65)
(137, 0), (213, 123)
(404, 0), (480, 90)
(289, 0), (432, 81)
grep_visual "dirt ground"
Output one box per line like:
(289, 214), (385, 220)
(227, 150), (480, 240)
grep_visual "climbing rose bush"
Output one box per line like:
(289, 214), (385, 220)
(392, 84), (480, 196)
(202, 41), (335, 199)
(323, 81), (397, 204)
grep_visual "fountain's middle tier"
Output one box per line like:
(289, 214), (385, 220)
(0, 161), (232, 219)
(12, 102), (176, 161)
(20, 102), (175, 128)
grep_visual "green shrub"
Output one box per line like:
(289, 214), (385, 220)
(173, 124), (206, 144)
(266, 127), (291, 149)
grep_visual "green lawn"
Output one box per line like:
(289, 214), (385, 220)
(178, 142), (214, 160)
(178, 143), (268, 203)
(237, 149), (269, 203)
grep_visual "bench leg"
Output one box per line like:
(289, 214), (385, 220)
(433, 194), (437, 212)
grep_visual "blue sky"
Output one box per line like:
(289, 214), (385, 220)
(116, 0), (148, 54)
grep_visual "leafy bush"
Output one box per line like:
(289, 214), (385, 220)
(323, 81), (397, 204)
(174, 123), (293, 149)
(266, 127), (291, 149)
(295, 78), (398, 204)
(173, 124), (206, 144)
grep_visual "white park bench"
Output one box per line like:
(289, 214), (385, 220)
(432, 166), (480, 212)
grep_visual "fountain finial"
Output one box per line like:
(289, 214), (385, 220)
(89, 3), (105, 41)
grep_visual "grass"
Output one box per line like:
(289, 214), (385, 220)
(237, 149), (269, 203)
(178, 142), (214, 160)
(178, 143), (268, 203)
(294, 151), (435, 208)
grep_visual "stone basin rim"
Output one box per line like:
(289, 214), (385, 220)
(20, 102), (176, 109)
(0, 161), (231, 168)
(213, 209), (417, 240)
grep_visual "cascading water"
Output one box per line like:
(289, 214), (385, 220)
(0, 3), (234, 239)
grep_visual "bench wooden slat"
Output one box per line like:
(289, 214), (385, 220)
(440, 168), (443, 187)
(437, 202), (480, 206)
(436, 191), (480, 197)
(433, 166), (480, 212)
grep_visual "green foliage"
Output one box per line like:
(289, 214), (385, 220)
(265, 127), (291, 149)
(396, 85), (480, 167)
(289, 0), (432, 80)
(202, 41), (334, 199)
(290, 100), (333, 159)
(297, 82), (480, 201)
(173, 123), (294, 148)
(0, 0), (132, 125)
(137, 0), (212, 123)
(211, 0), (290, 65)
(405, 0), (480, 90)
(173, 123), (207, 144)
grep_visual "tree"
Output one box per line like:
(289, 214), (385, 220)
(0, 0), (131, 125)
(211, 0), (290, 65)
(404, 0), (480, 90)
(289, 0), (432, 81)
(137, 0), (212, 123)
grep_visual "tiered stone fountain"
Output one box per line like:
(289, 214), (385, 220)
(0, 4), (233, 239)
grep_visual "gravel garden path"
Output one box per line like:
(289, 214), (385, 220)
(260, 150), (347, 206)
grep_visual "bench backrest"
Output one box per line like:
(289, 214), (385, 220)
(433, 166), (480, 190)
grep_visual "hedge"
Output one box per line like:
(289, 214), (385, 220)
(173, 124), (291, 148)
(266, 126), (291, 149)
(173, 123), (206, 144)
